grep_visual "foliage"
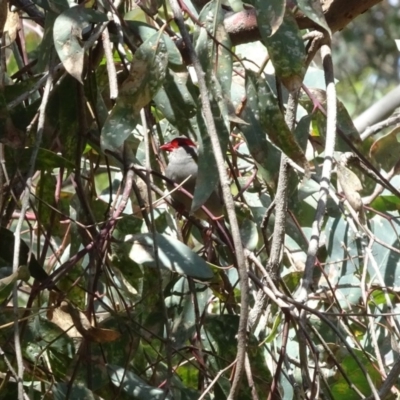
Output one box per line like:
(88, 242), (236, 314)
(1, 0), (400, 399)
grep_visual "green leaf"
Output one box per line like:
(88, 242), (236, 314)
(153, 68), (198, 132)
(241, 70), (308, 183)
(0, 266), (30, 304)
(240, 93), (281, 190)
(370, 194), (400, 213)
(53, 383), (98, 400)
(101, 33), (168, 152)
(248, 0), (285, 37)
(227, 0), (244, 12)
(125, 21), (183, 68)
(190, 109), (223, 214)
(37, 10), (58, 72)
(370, 126), (400, 171)
(46, 74), (81, 162)
(240, 218), (258, 250)
(299, 88), (361, 151)
(167, 277), (210, 348)
(295, 114), (312, 153)
(120, 233), (214, 280)
(246, 70), (308, 171)
(369, 215), (400, 286)
(261, 11), (305, 90)
(195, 0), (232, 96)
(107, 364), (172, 400)
(53, 7), (108, 83)
(329, 349), (382, 399)
(297, 0), (331, 36)
(6, 147), (74, 175)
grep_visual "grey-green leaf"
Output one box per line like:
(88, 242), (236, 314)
(261, 11), (305, 90)
(297, 0), (331, 36)
(153, 68), (197, 133)
(125, 21), (183, 68)
(107, 364), (172, 400)
(250, 0), (285, 37)
(101, 33), (168, 152)
(53, 7), (108, 83)
(122, 233), (214, 280)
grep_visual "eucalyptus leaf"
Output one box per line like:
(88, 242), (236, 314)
(101, 33), (168, 152)
(297, 0), (331, 36)
(107, 364), (172, 400)
(53, 382), (98, 400)
(53, 7), (108, 83)
(248, 71), (308, 169)
(261, 11), (305, 90)
(125, 21), (183, 68)
(248, 0), (285, 37)
(121, 233), (214, 280)
(153, 68), (197, 133)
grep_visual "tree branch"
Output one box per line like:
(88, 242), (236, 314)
(224, 0), (384, 46)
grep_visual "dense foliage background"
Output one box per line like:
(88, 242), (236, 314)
(1, 0), (400, 399)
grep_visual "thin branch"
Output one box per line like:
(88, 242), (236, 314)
(244, 352), (259, 400)
(12, 62), (53, 400)
(168, 1), (249, 398)
(102, 28), (118, 99)
(366, 356), (400, 400)
(0, 347), (29, 400)
(297, 41), (336, 302)
(360, 113), (400, 141)
(141, 108), (173, 393)
(6, 63), (63, 110)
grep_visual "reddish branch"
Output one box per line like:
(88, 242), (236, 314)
(225, 0), (384, 46)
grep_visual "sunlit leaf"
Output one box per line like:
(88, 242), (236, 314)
(125, 21), (183, 68)
(53, 7), (107, 83)
(190, 109), (224, 214)
(369, 126), (400, 171)
(153, 68), (198, 133)
(247, 70), (308, 169)
(101, 33), (168, 152)
(240, 218), (258, 250)
(261, 10), (305, 90)
(248, 0), (285, 37)
(297, 0), (331, 36)
(235, 79), (280, 190)
(329, 349), (382, 399)
(120, 233), (214, 280)
(300, 89), (361, 144)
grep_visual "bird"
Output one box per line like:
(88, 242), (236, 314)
(160, 137), (224, 220)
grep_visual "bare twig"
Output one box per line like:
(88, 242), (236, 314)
(360, 113), (400, 141)
(365, 356), (400, 400)
(102, 28), (118, 99)
(0, 346), (29, 400)
(6, 63), (62, 110)
(12, 61), (53, 400)
(168, 1), (249, 398)
(141, 109), (173, 393)
(244, 352), (259, 400)
(297, 41), (336, 302)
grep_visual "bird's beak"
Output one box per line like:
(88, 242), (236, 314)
(160, 143), (173, 152)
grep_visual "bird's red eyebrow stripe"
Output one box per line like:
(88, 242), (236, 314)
(161, 137), (196, 150)
(171, 137), (196, 147)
